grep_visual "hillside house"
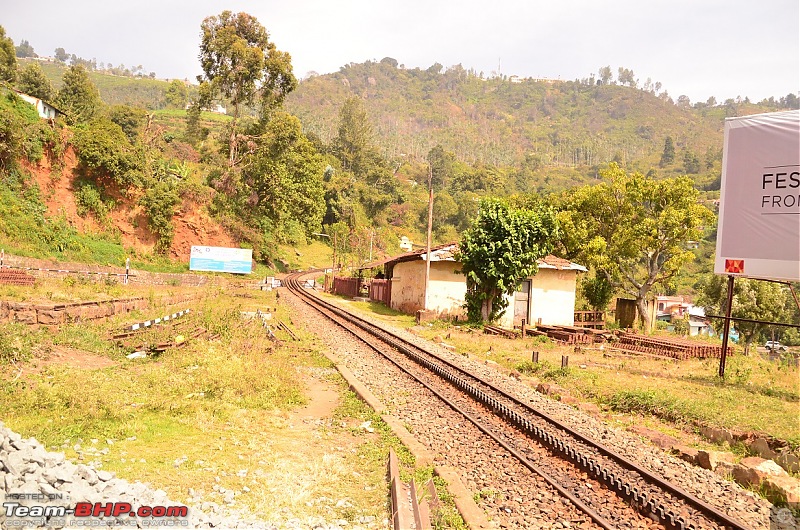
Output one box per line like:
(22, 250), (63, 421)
(14, 90), (63, 120)
(376, 243), (586, 327)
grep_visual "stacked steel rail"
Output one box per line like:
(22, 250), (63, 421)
(285, 271), (748, 530)
(616, 332), (731, 359)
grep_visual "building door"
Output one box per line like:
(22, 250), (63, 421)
(513, 280), (530, 327)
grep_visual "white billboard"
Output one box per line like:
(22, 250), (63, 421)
(714, 110), (800, 281)
(189, 246), (253, 274)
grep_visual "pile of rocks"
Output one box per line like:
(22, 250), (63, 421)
(0, 422), (359, 529)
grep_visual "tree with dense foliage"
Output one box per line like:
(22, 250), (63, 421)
(106, 105), (147, 143)
(56, 65), (101, 124)
(71, 118), (141, 186)
(15, 39), (35, 58)
(660, 136), (675, 167)
(457, 197), (559, 322)
(0, 26), (17, 84)
(164, 80), (188, 109)
(140, 180), (181, 254)
(427, 144), (457, 190)
(598, 66), (612, 85)
(683, 149), (701, 174)
(238, 112), (325, 245)
(54, 47), (69, 63)
(557, 164), (714, 331)
(198, 11), (297, 166)
(696, 276), (790, 354)
(581, 273), (614, 312)
(333, 97), (376, 176)
(17, 62), (54, 102)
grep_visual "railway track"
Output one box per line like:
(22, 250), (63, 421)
(284, 271), (751, 530)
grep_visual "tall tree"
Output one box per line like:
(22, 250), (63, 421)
(14, 39), (35, 58)
(333, 97), (379, 178)
(558, 163), (714, 331)
(239, 112), (325, 242)
(17, 62), (54, 101)
(0, 25), (17, 84)
(56, 65), (101, 124)
(54, 47), (69, 63)
(598, 65), (613, 85)
(334, 97), (370, 171)
(197, 11), (297, 166)
(660, 136), (675, 167)
(164, 79), (188, 109)
(457, 197), (559, 322)
(427, 144), (456, 190)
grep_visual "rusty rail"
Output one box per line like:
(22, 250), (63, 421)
(286, 271), (750, 530)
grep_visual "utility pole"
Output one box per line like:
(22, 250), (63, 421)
(424, 164), (434, 310)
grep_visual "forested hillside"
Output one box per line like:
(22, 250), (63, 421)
(285, 59), (796, 191)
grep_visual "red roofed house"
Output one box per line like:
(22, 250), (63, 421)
(373, 243), (586, 327)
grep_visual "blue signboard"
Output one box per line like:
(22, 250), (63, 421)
(189, 246), (252, 274)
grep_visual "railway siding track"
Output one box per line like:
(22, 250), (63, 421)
(284, 271), (767, 530)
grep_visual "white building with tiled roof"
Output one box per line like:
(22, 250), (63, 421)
(375, 243), (586, 327)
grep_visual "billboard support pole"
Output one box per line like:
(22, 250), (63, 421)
(718, 275), (735, 378)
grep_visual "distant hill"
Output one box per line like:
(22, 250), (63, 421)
(285, 60), (791, 184)
(24, 57), (795, 190)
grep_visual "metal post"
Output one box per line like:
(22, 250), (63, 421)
(561, 355), (569, 369)
(331, 232), (337, 293)
(531, 351), (539, 363)
(521, 318), (526, 337)
(423, 164), (433, 310)
(718, 275), (735, 378)
(124, 257), (130, 285)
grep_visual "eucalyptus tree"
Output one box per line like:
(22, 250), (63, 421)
(197, 11), (296, 167)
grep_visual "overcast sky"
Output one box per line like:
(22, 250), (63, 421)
(3, 0), (798, 104)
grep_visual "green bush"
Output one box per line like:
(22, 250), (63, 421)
(140, 180), (181, 253)
(71, 118), (142, 187)
(74, 181), (113, 221)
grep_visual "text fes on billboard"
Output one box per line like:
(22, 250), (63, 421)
(714, 110), (800, 281)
